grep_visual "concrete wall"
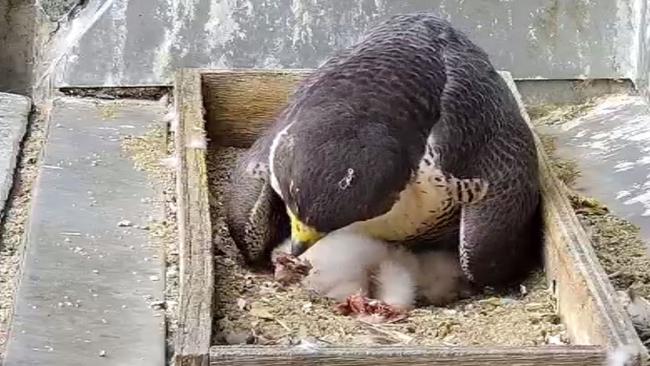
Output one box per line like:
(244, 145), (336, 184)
(1, 0), (647, 93)
(0, 0), (36, 95)
(49, 0), (644, 87)
(635, 0), (650, 97)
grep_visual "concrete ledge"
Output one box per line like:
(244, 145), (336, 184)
(0, 92), (31, 219)
(4, 97), (166, 366)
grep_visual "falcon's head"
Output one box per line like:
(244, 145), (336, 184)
(268, 110), (420, 256)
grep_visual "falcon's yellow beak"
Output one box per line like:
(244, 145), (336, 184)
(287, 209), (323, 256)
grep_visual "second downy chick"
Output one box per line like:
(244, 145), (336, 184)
(369, 245), (419, 310)
(370, 246), (471, 309)
(414, 250), (474, 306)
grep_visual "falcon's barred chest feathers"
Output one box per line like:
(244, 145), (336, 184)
(225, 13), (541, 286)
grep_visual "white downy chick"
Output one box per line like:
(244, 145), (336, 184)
(415, 250), (471, 306)
(272, 230), (390, 302)
(371, 246), (419, 310)
(371, 247), (471, 309)
(273, 231), (469, 309)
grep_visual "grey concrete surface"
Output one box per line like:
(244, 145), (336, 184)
(48, 0), (643, 87)
(537, 94), (650, 246)
(0, 93), (31, 220)
(3, 97), (166, 366)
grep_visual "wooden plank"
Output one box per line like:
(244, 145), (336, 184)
(501, 71), (648, 365)
(174, 68), (215, 366)
(201, 70), (310, 147)
(210, 345), (607, 366)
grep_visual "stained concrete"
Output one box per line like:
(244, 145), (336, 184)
(516, 79), (636, 107)
(40, 0), (88, 22)
(634, 0), (650, 99)
(0, 0), (37, 95)
(3, 97), (166, 366)
(47, 0), (643, 87)
(537, 94), (650, 246)
(0, 93), (31, 220)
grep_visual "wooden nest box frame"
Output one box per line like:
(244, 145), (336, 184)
(172, 68), (648, 366)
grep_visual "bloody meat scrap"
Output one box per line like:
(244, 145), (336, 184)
(273, 253), (312, 286)
(335, 294), (409, 324)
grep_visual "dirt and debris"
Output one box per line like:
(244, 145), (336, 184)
(59, 86), (172, 101)
(532, 101), (650, 349)
(0, 106), (46, 358)
(208, 147), (565, 347)
(120, 122), (179, 357)
(538, 134), (582, 186)
(527, 101), (596, 127)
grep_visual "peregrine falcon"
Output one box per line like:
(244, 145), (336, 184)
(225, 13), (541, 287)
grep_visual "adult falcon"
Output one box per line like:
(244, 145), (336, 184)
(225, 13), (542, 287)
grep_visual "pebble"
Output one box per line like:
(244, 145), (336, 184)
(236, 298), (248, 311)
(99, 350), (106, 357)
(546, 334), (566, 345)
(520, 285), (528, 296)
(117, 220), (133, 227)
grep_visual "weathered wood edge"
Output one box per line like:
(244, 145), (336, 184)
(201, 70), (312, 148)
(174, 68), (215, 366)
(501, 71), (649, 365)
(209, 345), (606, 366)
